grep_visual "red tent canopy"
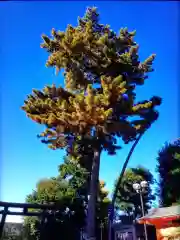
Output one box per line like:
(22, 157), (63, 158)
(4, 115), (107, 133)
(138, 205), (180, 227)
(138, 206), (180, 239)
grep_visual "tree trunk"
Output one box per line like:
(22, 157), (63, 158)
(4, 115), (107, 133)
(108, 132), (144, 240)
(86, 149), (101, 240)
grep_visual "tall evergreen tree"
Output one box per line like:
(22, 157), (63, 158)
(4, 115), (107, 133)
(156, 139), (180, 207)
(22, 7), (161, 239)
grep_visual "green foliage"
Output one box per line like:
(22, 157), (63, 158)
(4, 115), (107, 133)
(24, 153), (110, 239)
(115, 166), (155, 218)
(59, 145), (111, 225)
(59, 155), (91, 197)
(24, 175), (85, 239)
(156, 139), (180, 207)
(22, 6), (161, 154)
(97, 181), (111, 226)
(60, 151), (111, 229)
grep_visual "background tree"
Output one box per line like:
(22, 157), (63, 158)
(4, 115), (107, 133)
(24, 154), (110, 240)
(59, 141), (93, 200)
(60, 146), (110, 238)
(59, 156), (111, 226)
(22, 6), (161, 239)
(115, 166), (155, 219)
(156, 139), (180, 207)
(25, 176), (85, 240)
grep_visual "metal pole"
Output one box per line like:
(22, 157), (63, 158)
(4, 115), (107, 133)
(139, 190), (148, 240)
(108, 220), (111, 240)
(108, 205), (113, 240)
(100, 221), (103, 240)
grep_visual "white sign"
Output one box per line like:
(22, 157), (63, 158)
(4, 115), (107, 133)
(116, 231), (133, 240)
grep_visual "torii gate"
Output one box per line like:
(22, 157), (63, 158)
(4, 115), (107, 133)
(0, 201), (63, 239)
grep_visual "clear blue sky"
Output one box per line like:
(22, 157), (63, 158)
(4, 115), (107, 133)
(1, 1), (179, 208)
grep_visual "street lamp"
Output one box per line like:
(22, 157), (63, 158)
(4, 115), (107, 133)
(133, 181), (148, 240)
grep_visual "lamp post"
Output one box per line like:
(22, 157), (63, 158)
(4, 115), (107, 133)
(132, 181), (148, 240)
(100, 221), (103, 240)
